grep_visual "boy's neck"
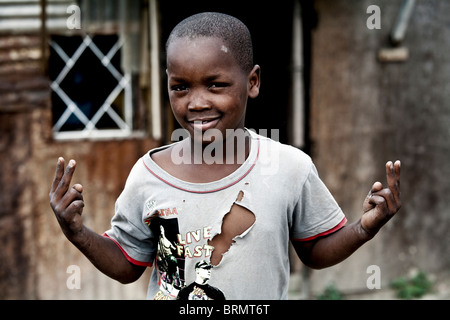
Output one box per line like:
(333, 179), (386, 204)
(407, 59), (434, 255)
(150, 128), (253, 184)
(185, 128), (251, 166)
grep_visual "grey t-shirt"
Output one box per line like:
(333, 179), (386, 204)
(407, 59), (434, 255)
(104, 130), (346, 300)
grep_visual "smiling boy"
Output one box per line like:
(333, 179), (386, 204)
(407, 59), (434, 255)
(49, 12), (401, 300)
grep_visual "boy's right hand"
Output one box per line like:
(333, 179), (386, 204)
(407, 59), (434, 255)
(49, 157), (85, 241)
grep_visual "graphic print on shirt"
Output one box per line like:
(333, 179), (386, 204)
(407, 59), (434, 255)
(177, 260), (225, 300)
(152, 217), (185, 299)
(144, 200), (226, 300)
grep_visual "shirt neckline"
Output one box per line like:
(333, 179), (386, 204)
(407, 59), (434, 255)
(142, 129), (260, 194)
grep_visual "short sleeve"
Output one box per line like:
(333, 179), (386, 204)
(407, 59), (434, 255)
(103, 160), (157, 266)
(290, 163), (347, 241)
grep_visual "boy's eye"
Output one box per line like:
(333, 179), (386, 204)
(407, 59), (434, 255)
(171, 84), (188, 92)
(209, 82), (228, 89)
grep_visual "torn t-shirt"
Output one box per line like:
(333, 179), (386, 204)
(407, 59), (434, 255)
(104, 130), (346, 300)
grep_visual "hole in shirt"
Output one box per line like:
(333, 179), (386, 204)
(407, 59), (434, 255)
(208, 191), (255, 266)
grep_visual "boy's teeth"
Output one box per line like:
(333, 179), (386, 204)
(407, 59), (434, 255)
(191, 119), (217, 125)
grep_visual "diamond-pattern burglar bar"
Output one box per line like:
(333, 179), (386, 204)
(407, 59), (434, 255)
(50, 35), (132, 139)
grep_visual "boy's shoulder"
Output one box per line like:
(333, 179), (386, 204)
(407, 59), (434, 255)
(254, 131), (311, 161)
(251, 130), (313, 177)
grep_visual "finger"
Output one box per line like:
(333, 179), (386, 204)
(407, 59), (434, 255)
(385, 161), (395, 192)
(50, 157), (65, 194)
(364, 181), (382, 202)
(73, 183), (83, 193)
(67, 200), (85, 215)
(371, 188), (397, 215)
(58, 197), (85, 235)
(50, 160), (76, 203)
(385, 161), (401, 203)
(54, 159), (77, 199)
(58, 185), (84, 213)
(368, 194), (389, 215)
(363, 182), (382, 213)
(370, 181), (383, 194)
(394, 160), (401, 189)
(65, 200), (85, 233)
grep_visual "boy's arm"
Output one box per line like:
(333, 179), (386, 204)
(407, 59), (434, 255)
(293, 160), (401, 269)
(49, 158), (146, 284)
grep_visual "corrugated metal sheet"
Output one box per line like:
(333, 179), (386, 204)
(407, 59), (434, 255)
(0, 34), (48, 112)
(0, 0), (78, 33)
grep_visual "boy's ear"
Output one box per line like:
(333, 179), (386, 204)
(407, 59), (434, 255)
(248, 65), (261, 99)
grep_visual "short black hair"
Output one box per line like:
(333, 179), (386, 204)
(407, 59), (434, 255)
(195, 260), (213, 270)
(166, 12), (254, 72)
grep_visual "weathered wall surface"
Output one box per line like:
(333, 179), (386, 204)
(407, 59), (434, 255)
(310, 0), (450, 293)
(3, 0), (450, 299)
(0, 34), (156, 299)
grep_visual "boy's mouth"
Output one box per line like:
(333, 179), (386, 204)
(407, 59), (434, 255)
(188, 117), (221, 131)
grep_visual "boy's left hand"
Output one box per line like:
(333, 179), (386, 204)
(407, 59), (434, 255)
(361, 160), (401, 237)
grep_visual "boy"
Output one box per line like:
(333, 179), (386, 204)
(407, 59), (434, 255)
(49, 12), (401, 300)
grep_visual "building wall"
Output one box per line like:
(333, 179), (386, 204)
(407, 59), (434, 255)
(3, 0), (450, 299)
(0, 34), (157, 299)
(309, 0), (450, 294)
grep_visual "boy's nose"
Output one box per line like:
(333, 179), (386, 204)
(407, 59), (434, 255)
(188, 92), (211, 111)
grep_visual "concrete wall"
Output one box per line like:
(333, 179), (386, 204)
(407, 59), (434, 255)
(309, 0), (450, 294)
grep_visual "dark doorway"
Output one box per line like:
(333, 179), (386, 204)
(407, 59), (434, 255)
(159, 1), (295, 144)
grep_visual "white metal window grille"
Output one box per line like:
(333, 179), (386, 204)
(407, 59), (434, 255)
(49, 34), (133, 139)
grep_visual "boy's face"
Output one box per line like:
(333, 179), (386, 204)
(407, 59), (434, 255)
(166, 37), (260, 145)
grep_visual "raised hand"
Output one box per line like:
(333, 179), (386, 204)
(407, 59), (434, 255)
(361, 160), (401, 236)
(48, 157), (147, 283)
(49, 157), (85, 239)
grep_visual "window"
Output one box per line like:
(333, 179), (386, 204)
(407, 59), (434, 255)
(47, 0), (162, 140)
(49, 34), (133, 138)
